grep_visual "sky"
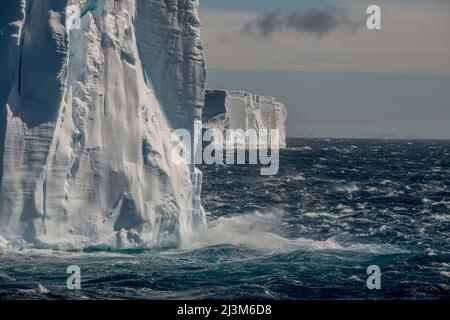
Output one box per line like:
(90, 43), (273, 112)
(199, 0), (450, 139)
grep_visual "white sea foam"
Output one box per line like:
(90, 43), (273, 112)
(288, 174), (306, 181)
(182, 210), (402, 255)
(304, 212), (337, 218)
(440, 271), (450, 278)
(336, 184), (359, 193)
(431, 200), (450, 207)
(38, 284), (50, 294)
(349, 275), (363, 282)
(0, 235), (7, 249)
(430, 214), (450, 222)
(0, 273), (15, 281)
(288, 146), (312, 152)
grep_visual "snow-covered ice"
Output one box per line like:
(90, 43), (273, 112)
(0, 0), (206, 249)
(203, 90), (287, 148)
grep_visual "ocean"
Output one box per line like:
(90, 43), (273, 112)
(1, 138), (449, 299)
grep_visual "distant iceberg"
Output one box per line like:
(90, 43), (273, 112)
(203, 90), (287, 148)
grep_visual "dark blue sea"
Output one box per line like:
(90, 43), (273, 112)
(1, 138), (449, 299)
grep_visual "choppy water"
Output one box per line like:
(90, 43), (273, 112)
(1, 138), (449, 299)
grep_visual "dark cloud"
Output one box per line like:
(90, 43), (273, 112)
(241, 9), (284, 38)
(241, 7), (362, 38)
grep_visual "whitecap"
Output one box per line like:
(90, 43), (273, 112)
(38, 284), (50, 294)
(336, 184), (359, 193)
(430, 214), (450, 222)
(304, 212), (336, 218)
(0, 273), (15, 281)
(289, 174), (305, 181)
(0, 235), (7, 249)
(431, 200), (450, 206)
(182, 210), (403, 255)
(349, 275), (363, 282)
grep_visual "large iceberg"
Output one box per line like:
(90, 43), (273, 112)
(203, 90), (287, 148)
(0, 0), (206, 249)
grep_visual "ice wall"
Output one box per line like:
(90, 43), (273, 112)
(135, 0), (206, 135)
(0, 0), (206, 249)
(0, 1), (25, 185)
(203, 90), (287, 148)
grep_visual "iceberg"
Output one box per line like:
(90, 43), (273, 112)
(203, 90), (287, 148)
(0, 0), (206, 249)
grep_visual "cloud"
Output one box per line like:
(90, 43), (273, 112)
(200, 1), (450, 75)
(241, 7), (363, 38)
(241, 9), (284, 38)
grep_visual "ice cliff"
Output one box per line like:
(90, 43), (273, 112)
(0, 0), (206, 249)
(203, 90), (287, 148)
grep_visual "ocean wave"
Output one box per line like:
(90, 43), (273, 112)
(287, 174), (306, 181)
(288, 146), (313, 151)
(430, 214), (450, 222)
(336, 184), (360, 194)
(182, 210), (403, 255)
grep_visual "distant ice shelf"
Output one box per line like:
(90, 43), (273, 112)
(203, 90), (287, 148)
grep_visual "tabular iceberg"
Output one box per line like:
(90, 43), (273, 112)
(203, 90), (287, 148)
(0, 0), (206, 249)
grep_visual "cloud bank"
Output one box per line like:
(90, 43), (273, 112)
(241, 7), (363, 38)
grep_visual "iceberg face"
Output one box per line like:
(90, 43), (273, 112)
(135, 0), (206, 134)
(0, 0), (206, 249)
(203, 90), (287, 148)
